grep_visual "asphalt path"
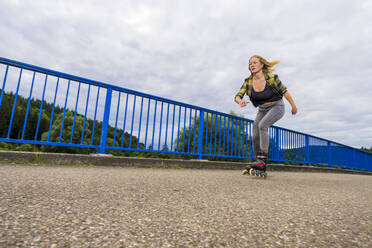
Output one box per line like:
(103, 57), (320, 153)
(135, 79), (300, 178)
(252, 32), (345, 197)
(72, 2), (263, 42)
(1, 164), (371, 247)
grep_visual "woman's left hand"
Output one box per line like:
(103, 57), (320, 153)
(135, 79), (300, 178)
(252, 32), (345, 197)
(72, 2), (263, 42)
(291, 106), (298, 115)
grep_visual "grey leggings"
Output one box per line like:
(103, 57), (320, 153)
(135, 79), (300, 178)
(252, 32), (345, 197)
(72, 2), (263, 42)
(252, 99), (285, 158)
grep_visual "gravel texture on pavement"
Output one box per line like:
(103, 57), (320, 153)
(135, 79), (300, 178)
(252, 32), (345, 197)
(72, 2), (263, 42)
(0, 164), (371, 247)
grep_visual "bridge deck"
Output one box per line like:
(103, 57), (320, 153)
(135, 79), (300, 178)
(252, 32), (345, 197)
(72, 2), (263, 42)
(1, 164), (371, 247)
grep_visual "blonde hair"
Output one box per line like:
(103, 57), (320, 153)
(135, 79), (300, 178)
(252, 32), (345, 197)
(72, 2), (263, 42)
(249, 55), (279, 74)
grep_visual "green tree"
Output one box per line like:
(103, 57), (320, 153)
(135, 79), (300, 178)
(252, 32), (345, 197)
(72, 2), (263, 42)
(174, 111), (253, 161)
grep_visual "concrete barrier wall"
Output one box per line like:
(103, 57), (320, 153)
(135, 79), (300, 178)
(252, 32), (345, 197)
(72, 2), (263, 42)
(0, 150), (370, 175)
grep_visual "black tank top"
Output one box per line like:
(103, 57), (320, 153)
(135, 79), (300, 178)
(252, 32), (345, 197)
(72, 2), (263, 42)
(251, 84), (281, 106)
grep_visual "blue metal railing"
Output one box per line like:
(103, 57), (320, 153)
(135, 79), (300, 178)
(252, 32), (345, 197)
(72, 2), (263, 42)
(0, 57), (371, 171)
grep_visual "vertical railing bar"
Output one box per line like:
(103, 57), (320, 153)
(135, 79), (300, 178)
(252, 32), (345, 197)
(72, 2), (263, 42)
(47, 77), (60, 142)
(289, 131), (292, 161)
(0, 65), (9, 111)
(288, 131), (291, 162)
(245, 121), (249, 157)
(7, 68), (23, 138)
(286, 130), (289, 161)
(287, 131), (290, 161)
(274, 128), (278, 162)
(192, 109), (197, 154)
(292, 132), (295, 161)
(297, 133), (300, 162)
(137, 97), (144, 149)
(158, 102), (164, 150)
(197, 110), (204, 159)
(204, 112), (209, 154)
(176, 105), (181, 152)
(209, 114), (213, 154)
(182, 106), (187, 152)
(80, 84), (90, 144)
(164, 103), (170, 150)
(21, 71), (36, 140)
(70, 82), (81, 143)
(285, 130), (288, 161)
(300, 134), (303, 162)
(282, 129), (285, 161)
(235, 120), (241, 157)
(80, 84), (91, 145)
(233, 118), (236, 156)
(231, 119), (234, 156)
(241, 120), (244, 157)
(280, 129), (283, 162)
(112, 91), (121, 147)
(214, 114), (217, 155)
(98, 87), (112, 154)
(236, 119), (239, 157)
(34, 74), (48, 141)
(187, 108), (192, 153)
(223, 116), (226, 156)
(293, 132), (296, 161)
(270, 128), (274, 159)
(304, 135), (307, 162)
(233, 119), (239, 156)
(144, 98), (151, 149)
(213, 114), (218, 155)
(297, 132), (300, 162)
(282, 130), (289, 160)
(170, 104), (175, 151)
(238, 119), (241, 157)
(290, 132), (294, 162)
(59, 80), (71, 143)
(219, 115), (222, 155)
(298, 134), (304, 162)
(246, 121), (249, 157)
(217, 115), (222, 155)
(294, 132), (297, 162)
(151, 100), (158, 150)
(129, 95), (137, 148)
(120, 93), (129, 148)
(278, 129), (281, 161)
(275, 128), (280, 162)
(300, 134), (304, 162)
(90, 87), (100, 145)
(248, 122), (252, 158)
(235, 119), (238, 156)
(241, 121), (244, 157)
(227, 117), (230, 156)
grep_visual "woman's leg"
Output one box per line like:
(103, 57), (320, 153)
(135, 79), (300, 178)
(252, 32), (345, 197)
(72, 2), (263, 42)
(252, 110), (266, 159)
(258, 100), (285, 153)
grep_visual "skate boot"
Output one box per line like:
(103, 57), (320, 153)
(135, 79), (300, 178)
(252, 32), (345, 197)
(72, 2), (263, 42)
(250, 151), (268, 171)
(242, 151), (268, 178)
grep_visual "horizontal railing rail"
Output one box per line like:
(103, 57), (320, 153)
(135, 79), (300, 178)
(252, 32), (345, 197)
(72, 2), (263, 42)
(0, 57), (371, 171)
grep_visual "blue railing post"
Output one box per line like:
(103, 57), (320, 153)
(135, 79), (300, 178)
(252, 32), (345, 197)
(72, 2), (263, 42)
(98, 87), (113, 154)
(275, 128), (280, 163)
(197, 110), (204, 160)
(305, 135), (310, 166)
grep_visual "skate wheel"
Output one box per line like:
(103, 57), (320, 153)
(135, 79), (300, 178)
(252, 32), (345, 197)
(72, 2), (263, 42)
(249, 168), (254, 176)
(242, 169), (248, 175)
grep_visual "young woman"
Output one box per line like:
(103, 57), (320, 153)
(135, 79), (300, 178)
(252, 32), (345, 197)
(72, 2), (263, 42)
(235, 55), (297, 172)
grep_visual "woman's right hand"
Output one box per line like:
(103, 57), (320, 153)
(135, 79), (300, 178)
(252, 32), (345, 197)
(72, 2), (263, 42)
(238, 99), (248, 107)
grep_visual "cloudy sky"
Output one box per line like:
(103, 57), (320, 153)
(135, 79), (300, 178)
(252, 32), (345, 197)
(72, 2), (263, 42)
(0, 0), (371, 148)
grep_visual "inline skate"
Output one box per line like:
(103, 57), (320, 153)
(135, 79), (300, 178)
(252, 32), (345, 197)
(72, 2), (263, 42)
(242, 151), (268, 178)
